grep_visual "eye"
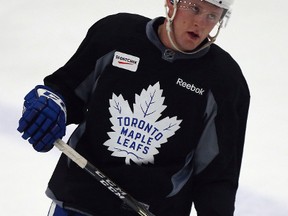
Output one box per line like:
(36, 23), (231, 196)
(207, 13), (217, 20)
(189, 4), (200, 14)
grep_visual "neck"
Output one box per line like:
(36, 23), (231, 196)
(158, 21), (173, 50)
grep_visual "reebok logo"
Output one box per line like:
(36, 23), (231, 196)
(112, 51), (140, 72)
(176, 78), (205, 95)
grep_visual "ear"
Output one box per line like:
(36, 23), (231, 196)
(166, 0), (176, 15)
(166, 0), (174, 8)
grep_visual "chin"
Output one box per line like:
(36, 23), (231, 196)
(180, 41), (200, 52)
(182, 45), (199, 52)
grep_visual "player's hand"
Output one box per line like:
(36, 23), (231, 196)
(17, 85), (67, 152)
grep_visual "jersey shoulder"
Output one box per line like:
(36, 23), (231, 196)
(208, 44), (246, 81)
(88, 13), (150, 37)
(206, 44), (250, 97)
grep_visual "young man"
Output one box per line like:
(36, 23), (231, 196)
(18, 0), (250, 215)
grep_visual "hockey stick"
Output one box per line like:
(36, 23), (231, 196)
(54, 139), (155, 216)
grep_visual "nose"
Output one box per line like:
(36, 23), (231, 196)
(192, 13), (207, 26)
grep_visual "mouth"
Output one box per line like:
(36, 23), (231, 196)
(187, 31), (200, 40)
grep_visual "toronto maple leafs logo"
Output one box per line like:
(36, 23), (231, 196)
(103, 82), (182, 165)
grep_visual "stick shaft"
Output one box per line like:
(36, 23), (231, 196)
(54, 139), (154, 216)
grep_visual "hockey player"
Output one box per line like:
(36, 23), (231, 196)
(17, 0), (250, 215)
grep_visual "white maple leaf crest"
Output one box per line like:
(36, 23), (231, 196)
(103, 82), (182, 165)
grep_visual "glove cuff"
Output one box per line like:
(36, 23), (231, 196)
(35, 85), (67, 123)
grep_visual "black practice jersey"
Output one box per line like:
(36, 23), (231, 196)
(44, 13), (250, 216)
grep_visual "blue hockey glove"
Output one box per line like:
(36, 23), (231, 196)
(17, 85), (67, 152)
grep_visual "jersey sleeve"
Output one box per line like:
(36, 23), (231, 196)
(191, 57), (250, 216)
(43, 13), (149, 125)
(43, 17), (110, 124)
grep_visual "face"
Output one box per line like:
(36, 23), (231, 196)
(160, 0), (224, 52)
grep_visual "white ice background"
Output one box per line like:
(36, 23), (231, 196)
(1, 0), (288, 215)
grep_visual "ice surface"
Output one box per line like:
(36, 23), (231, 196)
(1, 0), (288, 215)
